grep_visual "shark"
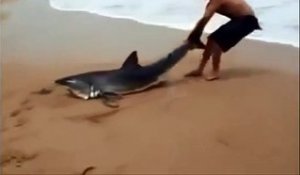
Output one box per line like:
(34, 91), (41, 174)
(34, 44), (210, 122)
(55, 42), (193, 107)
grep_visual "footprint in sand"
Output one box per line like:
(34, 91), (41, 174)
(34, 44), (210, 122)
(9, 106), (33, 118)
(7, 98), (35, 130)
(10, 98), (34, 118)
(20, 98), (30, 105)
(1, 150), (39, 168)
(14, 118), (28, 128)
(31, 87), (54, 95)
(29, 85), (81, 108)
(9, 109), (22, 117)
(81, 166), (96, 175)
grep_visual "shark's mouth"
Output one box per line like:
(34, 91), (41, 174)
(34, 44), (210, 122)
(68, 89), (90, 100)
(67, 85), (101, 100)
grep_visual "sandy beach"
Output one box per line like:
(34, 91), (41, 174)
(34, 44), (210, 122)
(1, 0), (299, 174)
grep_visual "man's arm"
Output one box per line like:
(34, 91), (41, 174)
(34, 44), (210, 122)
(187, 1), (219, 47)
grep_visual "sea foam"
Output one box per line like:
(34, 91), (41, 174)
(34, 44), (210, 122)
(49, 0), (299, 47)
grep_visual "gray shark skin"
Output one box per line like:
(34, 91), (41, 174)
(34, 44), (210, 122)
(55, 42), (192, 107)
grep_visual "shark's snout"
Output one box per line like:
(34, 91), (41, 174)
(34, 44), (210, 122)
(55, 78), (69, 85)
(54, 77), (99, 100)
(55, 77), (81, 86)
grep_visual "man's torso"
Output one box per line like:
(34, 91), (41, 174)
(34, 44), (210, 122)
(213, 0), (255, 19)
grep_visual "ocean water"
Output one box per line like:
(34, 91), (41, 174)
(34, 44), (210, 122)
(49, 0), (299, 47)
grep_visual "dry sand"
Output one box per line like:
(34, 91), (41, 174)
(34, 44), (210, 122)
(1, 0), (299, 174)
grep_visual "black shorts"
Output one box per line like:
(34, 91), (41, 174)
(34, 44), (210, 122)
(209, 15), (261, 52)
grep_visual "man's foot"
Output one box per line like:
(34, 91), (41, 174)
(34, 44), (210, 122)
(184, 70), (203, 77)
(205, 72), (220, 81)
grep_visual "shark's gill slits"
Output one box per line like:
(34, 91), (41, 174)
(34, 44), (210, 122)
(89, 86), (101, 98)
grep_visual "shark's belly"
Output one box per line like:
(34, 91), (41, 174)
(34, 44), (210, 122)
(99, 76), (164, 95)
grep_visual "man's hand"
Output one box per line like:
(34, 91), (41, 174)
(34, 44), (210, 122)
(187, 30), (200, 42)
(185, 20), (207, 50)
(188, 40), (206, 50)
(186, 0), (219, 50)
(186, 31), (206, 50)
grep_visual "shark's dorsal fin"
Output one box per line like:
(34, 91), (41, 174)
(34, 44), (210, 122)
(121, 51), (141, 69)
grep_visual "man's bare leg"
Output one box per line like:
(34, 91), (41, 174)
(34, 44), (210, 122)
(185, 40), (214, 77)
(184, 52), (210, 77)
(206, 44), (222, 81)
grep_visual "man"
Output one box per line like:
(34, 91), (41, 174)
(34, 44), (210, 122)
(185, 0), (261, 80)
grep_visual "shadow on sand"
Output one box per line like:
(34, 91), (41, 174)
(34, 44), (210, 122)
(220, 67), (269, 80)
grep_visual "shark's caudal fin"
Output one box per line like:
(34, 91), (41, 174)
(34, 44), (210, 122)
(147, 42), (192, 75)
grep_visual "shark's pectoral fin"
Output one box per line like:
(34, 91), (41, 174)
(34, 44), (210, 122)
(102, 92), (123, 100)
(100, 91), (122, 108)
(102, 98), (120, 108)
(121, 51), (142, 69)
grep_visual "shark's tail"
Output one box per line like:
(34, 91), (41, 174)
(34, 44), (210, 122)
(147, 42), (192, 75)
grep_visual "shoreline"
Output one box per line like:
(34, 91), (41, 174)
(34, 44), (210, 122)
(2, 0), (299, 74)
(48, 1), (300, 49)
